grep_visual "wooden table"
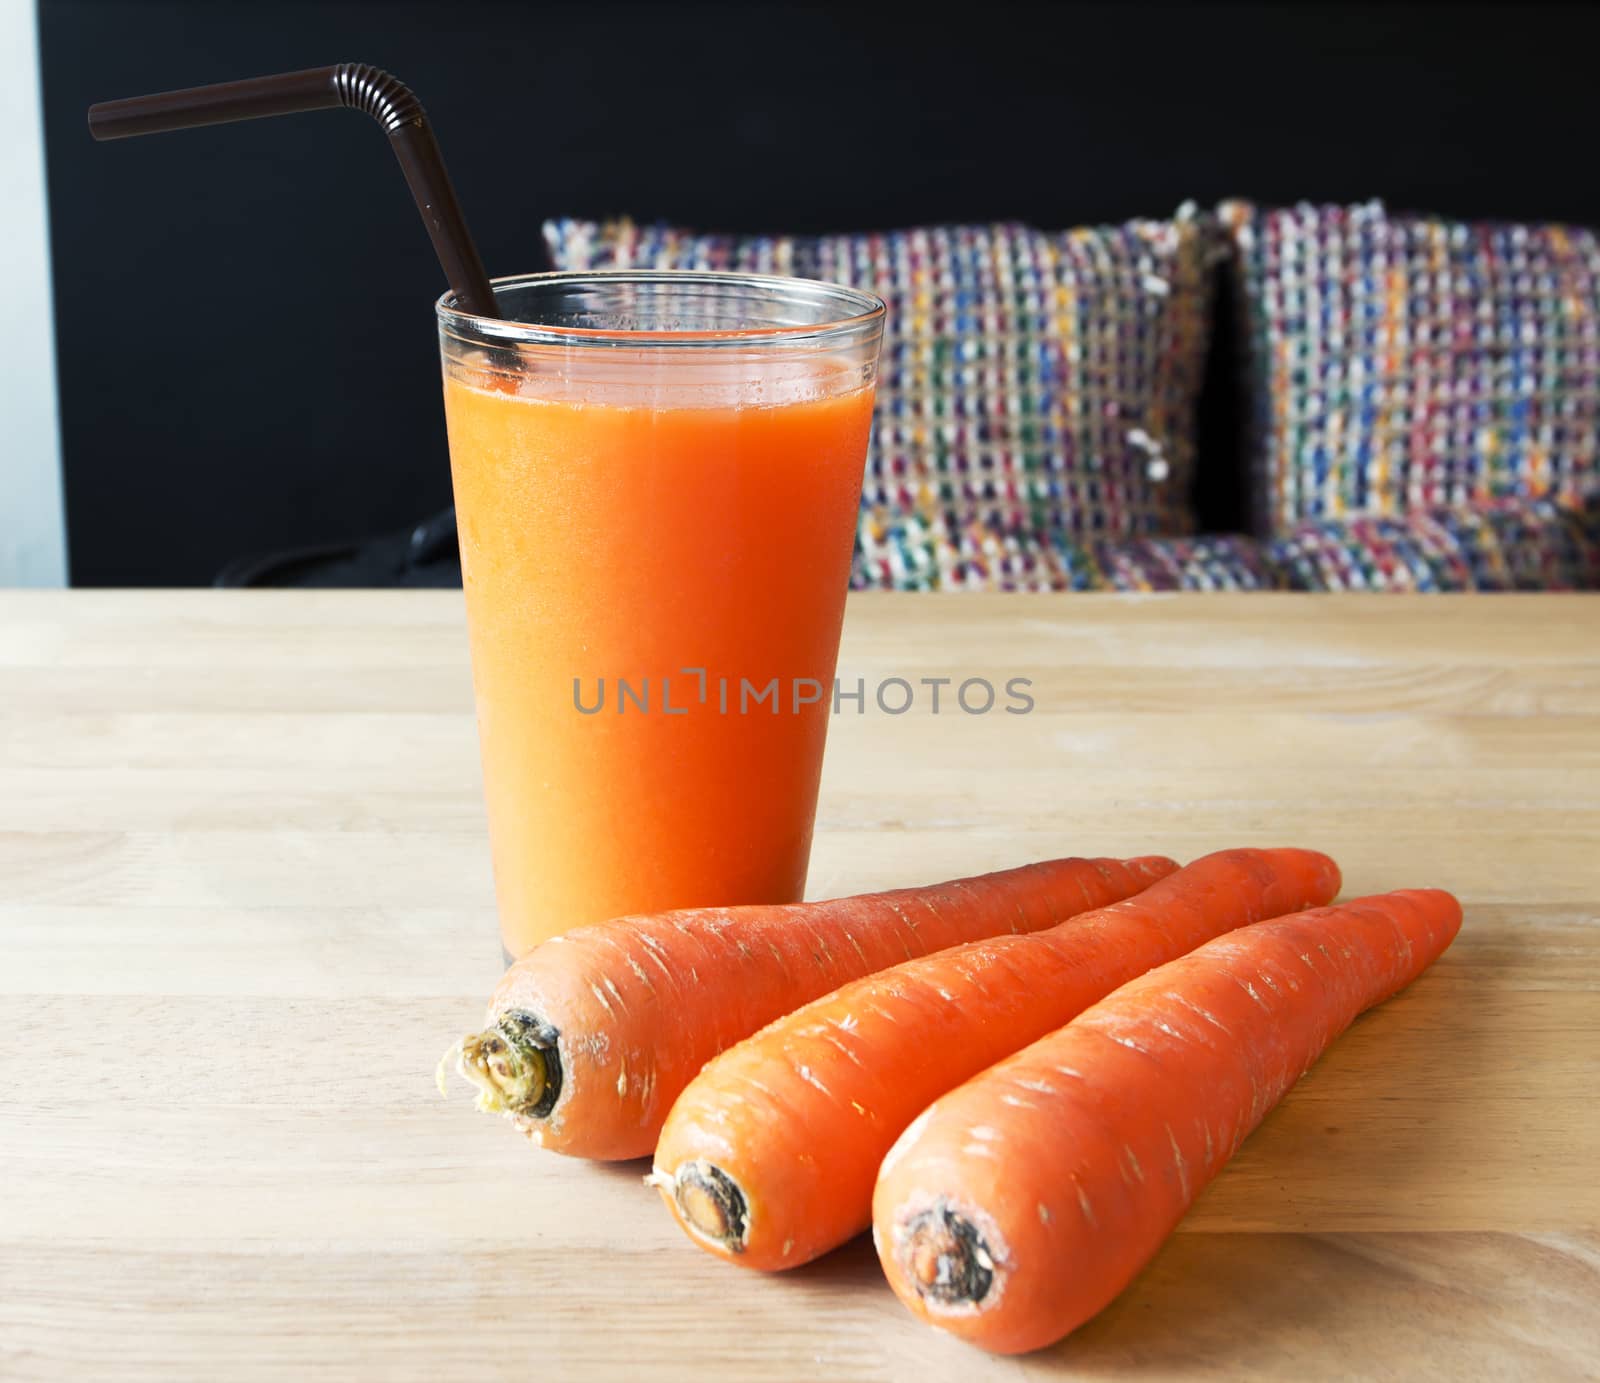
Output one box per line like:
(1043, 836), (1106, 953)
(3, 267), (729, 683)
(2, 591), (1597, 1381)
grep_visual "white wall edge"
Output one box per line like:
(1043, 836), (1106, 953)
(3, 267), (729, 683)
(1, 0), (69, 588)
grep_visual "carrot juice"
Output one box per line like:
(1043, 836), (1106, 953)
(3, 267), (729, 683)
(438, 272), (884, 956)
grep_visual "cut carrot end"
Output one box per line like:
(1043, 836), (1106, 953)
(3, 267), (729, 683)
(901, 1203), (994, 1306)
(671, 1161), (749, 1254)
(454, 1011), (562, 1118)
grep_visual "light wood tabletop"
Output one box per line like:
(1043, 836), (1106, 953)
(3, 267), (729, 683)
(2, 591), (1597, 1381)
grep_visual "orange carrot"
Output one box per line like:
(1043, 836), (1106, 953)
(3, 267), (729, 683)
(443, 854), (1175, 1160)
(873, 888), (1462, 1355)
(651, 847), (1339, 1267)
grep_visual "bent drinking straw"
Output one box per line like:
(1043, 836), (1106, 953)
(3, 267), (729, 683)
(88, 63), (498, 317)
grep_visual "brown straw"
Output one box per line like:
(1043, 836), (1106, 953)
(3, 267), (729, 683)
(88, 64), (498, 318)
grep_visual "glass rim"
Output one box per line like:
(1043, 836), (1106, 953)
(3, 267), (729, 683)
(436, 269), (886, 350)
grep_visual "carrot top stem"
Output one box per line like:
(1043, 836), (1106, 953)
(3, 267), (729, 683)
(451, 1011), (562, 1118)
(902, 1202), (994, 1306)
(656, 1161), (750, 1253)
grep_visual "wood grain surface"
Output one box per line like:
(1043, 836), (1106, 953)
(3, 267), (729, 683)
(1, 591), (1596, 1381)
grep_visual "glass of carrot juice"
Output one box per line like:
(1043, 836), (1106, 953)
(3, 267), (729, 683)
(437, 272), (885, 957)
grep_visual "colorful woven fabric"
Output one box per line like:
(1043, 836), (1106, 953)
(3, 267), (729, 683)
(883, 528), (1267, 592)
(1265, 497), (1600, 592)
(544, 213), (1218, 590)
(1223, 200), (1600, 536)
(967, 497), (1600, 593)
(1081, 534), (1275, 593)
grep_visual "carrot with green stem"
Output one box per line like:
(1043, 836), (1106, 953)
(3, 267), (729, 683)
(650, 847), (1339, 1267)
(441, 854), (1176, 1160)
(873, 888), (1462, 1355)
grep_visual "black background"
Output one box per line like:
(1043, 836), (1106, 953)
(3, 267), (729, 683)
(41, 0), (1600, 585)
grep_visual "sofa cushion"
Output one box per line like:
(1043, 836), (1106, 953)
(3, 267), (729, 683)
(1265, 497), (1600, 592)
(544, 213), (1218, 590)
(1072, 534), (1276, 592)
(1223, 200), (1600, 536)
(861, 526), (1274, 593)
(1030, 498), (1600, 593)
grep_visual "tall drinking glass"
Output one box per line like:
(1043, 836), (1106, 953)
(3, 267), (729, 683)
(437, 272), (885, 957)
